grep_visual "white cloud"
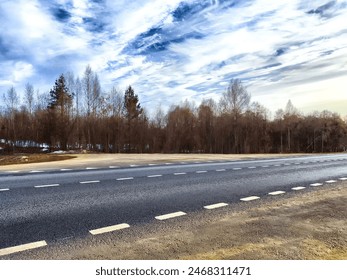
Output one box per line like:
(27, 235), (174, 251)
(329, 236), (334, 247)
(1, 0), (347, 116)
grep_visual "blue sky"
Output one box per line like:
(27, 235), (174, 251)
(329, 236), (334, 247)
(1, 0), (347, 115)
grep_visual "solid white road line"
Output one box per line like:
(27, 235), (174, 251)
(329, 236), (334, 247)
(0, 241), (47, 257)
(339, 178), (347, 181)
(204, 203), (228, 210)
(292, 186), (306, 191)
(310, 183), (323, 187)
(0, 188), (10, 192)
(117, 177), (134, 181)
(240, 196), (260, 202)
(155, 211), (187, 220)
(268, 191), (286, 196)
(326, 180), (337, 184)
(80, 180), (100, 184)
(196, 171), (207, 173)
(34, 184), (60, 188)
(147, 175), (162, 178)
(89, 223), (130, 235)
(174, 172), (186, 175)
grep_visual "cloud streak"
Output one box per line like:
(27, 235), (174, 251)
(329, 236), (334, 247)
(0, 0), (347, 114)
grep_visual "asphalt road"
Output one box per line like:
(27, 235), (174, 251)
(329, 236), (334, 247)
(1, 154), (347, 257)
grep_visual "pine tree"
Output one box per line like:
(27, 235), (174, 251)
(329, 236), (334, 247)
(123, 85), (143, 120)
(49, 74), (72, 112)
(48, 74), (73, 150)
(123, 86), (143, 152)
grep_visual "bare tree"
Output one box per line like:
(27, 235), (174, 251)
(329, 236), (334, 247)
(220, 79), (251, 153)
(220, 79), (251, 115)
(3, 86), (19, 151)
(24, 83), (35, 115)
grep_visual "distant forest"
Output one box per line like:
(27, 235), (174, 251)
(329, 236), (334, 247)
(1, 65), (347, 154)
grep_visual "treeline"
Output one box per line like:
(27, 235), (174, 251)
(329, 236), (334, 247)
(1, 66), (347, 154)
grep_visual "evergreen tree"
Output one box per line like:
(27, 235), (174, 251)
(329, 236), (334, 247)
(123, 85), (143, 120)
(123, 86), (143, 152)
(48, 74), (73, 150)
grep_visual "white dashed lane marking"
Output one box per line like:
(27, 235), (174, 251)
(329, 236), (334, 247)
(80, 180), (100, 184)
(109, 166), (119, 169)
(34, 184), (60, 188)
(310, 183), (323, 187)
(216, 169), (226, 172)
(261, 165), (269, 168)
(248, 166), (256, 169)
(30, 170), (44, 173)
(147, 175), (162, 178)
(204, 203), (228, 210)
(86, 167), (98, 170)
(233, 168), (242, 170)
(130, 165), (139, 167)
(292, 186), (306, 191)
(268, 191), (286, 196)
(155, 211), (187, 220)
(6, 170), (20, 173)
(148, 164), (157, 166)
(174, 172), (186, 175)
(117, 177), (134, 181)
(0, 188), (10, 192)
(89, 223), (130, 235)
(240, 196), (260, 202)
(196, 171), (207, 174)
(274, 164), (281, 167)
(0, 241), (47, 257)
(60, 169), (72, 171)
(326, 180), (337, 184)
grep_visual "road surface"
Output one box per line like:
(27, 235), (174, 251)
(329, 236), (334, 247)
(1, 154), (347, 257)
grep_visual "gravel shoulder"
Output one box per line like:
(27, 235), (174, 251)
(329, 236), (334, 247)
(9, 183), (347, 260)
(0, 153), (310, 171)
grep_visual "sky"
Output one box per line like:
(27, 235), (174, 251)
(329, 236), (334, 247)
(0, 0), (347, 116)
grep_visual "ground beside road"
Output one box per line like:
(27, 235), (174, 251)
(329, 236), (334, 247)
(0, 152), (308, 170)
(0, 154), (75, 166)
(10, 182), (347, 260)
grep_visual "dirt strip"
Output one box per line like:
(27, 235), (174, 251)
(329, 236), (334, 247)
(0, 153), (311, 171)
